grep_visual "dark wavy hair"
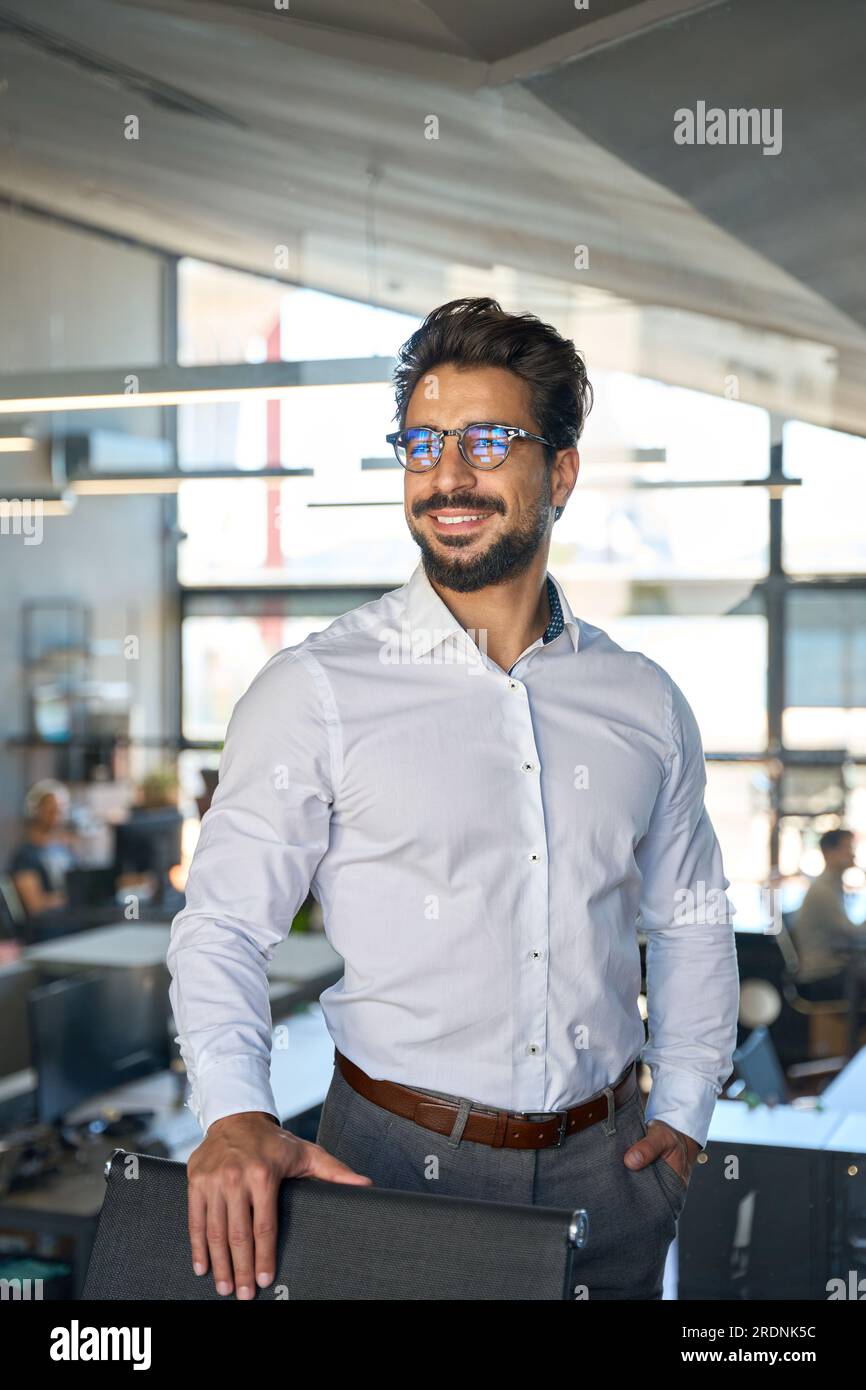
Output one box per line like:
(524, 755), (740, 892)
(392, 297), (593, 463)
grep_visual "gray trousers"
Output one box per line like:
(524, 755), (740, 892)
(315, 1059), (687, 1299)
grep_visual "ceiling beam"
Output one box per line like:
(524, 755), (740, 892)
(0, 358), (397, 413)
(486, 0), (733, 86)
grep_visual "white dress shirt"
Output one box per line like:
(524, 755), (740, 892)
(168, 560), (739, 1148)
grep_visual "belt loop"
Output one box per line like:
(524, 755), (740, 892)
(602, 1085), (616, 1136)
(447, 1098), (472, 1148)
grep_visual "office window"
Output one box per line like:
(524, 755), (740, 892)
(783, 420), (866, 574)
(556, 373), (769, 581)
(176, 377), (418, 585)
(553, 486), (766, 582)
(783, 590), (866, 753)
(181, 615), (334, 743)
(586, 612), (767, 754)
(178, 259), (418, 365)
(704, 762), (772, 926)
(180, 588), (385, 743)
(777, 766), (857, 906)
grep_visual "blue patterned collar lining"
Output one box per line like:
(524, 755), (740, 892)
(542, 575), (564, 645)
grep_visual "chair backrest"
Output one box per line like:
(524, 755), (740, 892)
(771, 911), (802, 974)
(83, 1150), (587, 1301)
(0, 874), (27, 942)
(0, 959), (37, 1077)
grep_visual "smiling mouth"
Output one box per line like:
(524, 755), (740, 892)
(427, 511), (495, 533)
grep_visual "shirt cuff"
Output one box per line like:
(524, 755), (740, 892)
(642, 1064), (721, 1150)
(187, 1056), (280, 1136)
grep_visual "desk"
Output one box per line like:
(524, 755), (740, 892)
(266, 932), (344, 1005)
(25, 923), (172, 970)
(23, 922), (344, 1034)
(680, 1089), (866, 1299)
(0, 1003), (338, 1296)
(6, 927), (343, 1294)
(821, 1043), (866, 1113)
(707, 1099), (846, 1149)
(0, 1152), (109, 1297)
(25, 922), (344, 993)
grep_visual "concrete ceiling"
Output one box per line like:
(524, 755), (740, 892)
(528, 0), (866, 332)
(0, 0), (865, 434)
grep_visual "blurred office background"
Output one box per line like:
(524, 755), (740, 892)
(0, 0), (865, 1300)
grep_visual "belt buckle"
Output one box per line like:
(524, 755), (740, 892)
(511, 1107), (569, 1148)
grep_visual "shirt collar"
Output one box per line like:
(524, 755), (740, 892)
(546, 571), (581, 651)
(542, 574), (563, 645)
(402, 562), (580, 659)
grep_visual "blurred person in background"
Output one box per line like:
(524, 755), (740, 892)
(7, 779), (78, 926)
(793, 828), (866, 1001)
(114, 767), (185, 908)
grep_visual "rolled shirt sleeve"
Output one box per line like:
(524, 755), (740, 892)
(635, 674), (740, 1150)
(167, 648), (336, 1135)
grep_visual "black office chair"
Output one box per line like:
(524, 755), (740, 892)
(83, 1150), (588, 1300)
(773, 912), (850, 1020)
(771, 910), (866, 1064)
(0, 873), (30, 944)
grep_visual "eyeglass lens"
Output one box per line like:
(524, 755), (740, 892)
(399, 425), (511, 469)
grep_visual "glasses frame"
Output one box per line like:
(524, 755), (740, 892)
(385, 421), (553, 472)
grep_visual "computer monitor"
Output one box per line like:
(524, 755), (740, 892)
(65, 866), (118, 911)
(732, 1025), (792, 1105)
(28, 970), (171, 1126)
(114, 809), (183, 905)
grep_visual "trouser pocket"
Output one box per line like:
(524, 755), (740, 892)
(634, 1096), (688, 1221)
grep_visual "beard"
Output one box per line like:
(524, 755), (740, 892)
(407, 471), (552, 594)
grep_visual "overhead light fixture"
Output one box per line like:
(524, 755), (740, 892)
(71, 477), (182, 495)
(0, 358), (396, 415)
(0, 436), (38, 452)
(4, 386), (316, 413)
(0, 495), (76, 515)
(69, 467), (314, 495)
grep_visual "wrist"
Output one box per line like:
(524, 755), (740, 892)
(207, 1110), (280, 1136)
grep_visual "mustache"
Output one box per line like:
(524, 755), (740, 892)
(413, 495), (506, 518)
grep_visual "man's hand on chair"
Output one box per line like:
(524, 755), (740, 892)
(187, 1111), (372, 1299)
(623, 1119), (701, 1184)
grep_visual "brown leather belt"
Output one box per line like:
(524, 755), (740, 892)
(335, 1048), (638, 1150)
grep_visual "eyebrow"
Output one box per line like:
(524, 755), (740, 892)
(403, 419), (519, 431)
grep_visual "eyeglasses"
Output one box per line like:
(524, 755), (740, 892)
(385, 422), (552, 472)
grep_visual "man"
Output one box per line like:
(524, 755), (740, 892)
(167, 296), (740, 1301)
(793, 828), (865, 1000)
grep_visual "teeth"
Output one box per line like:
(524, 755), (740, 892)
(437, 514), (485, 524)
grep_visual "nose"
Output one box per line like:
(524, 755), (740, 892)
(432, 433), (479, 493)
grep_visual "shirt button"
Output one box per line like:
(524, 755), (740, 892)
(529, 949), (542, 960)
(526, 1043), (542, 1056)
(528, 851), (541, 863)
(508, 679), (520, 690)
(521, 760), (537, 772)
